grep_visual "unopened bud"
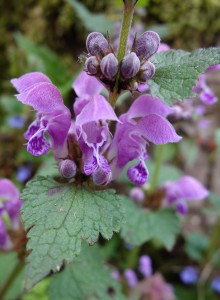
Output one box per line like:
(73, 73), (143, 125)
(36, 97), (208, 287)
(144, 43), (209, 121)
(121, 52), (140, 79)
(59, 159), (77, 178)
(139, 61), (155, 81)
(134, 31), (160, 60)
(100, 53), (118, 80)
(86, 32), (109, 58)
(92, 168), (112, 185)
(129, 187), (145, 202)
(85, 56), (99, 75)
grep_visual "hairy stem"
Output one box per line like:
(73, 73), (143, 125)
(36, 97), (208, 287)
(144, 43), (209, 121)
(149, 145), (164, 194)
(0, 261), (24, 299)
(109, 1), (135, 107)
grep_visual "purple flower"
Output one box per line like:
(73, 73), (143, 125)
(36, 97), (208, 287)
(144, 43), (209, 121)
(73, 71), (119, 184)
(16, 165), (31, 183)
(180, 267), (199, 285)
(0, 179), (22, 229)
(164, 176), (209, 215)
(211, 276), (220, 293)
(130, 187), (145, 202)
(0, 215), (12, 251)
(8, 115), (25, 128)
(124, 269), (138, 287)
(139, 255), (152, 278)
(11, 72), (71, 160)
(108, 95), (181, 185)
(193, 73), (218, 105)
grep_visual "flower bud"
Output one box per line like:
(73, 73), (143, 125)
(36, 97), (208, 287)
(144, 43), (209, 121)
(139, 61), (155, 81)
(121, 52), (140, 79)
(85, 56), (99, 75)
(92, 168), (112, 185)
(100, 53), (118, 80)
(59, 159), (77, 178)
(86, 32), (109, 58)
(134, 31), (160, 60)
(129, 187), (145, 202)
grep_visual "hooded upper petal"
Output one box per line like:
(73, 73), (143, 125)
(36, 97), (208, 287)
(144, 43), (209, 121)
(11, 72), (51, 93)
(75, 95), (119, 127)
(125, 94), (173, 120)
(73, 71), (104, 97)
(175, 176), (209, 201)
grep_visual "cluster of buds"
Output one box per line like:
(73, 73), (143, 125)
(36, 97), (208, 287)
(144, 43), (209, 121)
(84, 30), (160, 93)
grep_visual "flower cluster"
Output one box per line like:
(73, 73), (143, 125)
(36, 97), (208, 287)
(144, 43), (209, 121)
(0, 179), (22, 250)
(11, 66), (181, 186)
(163, 176), (209, 215)
(192, 64), (220, 105)
(84, 30), (160, 93)
(122, 255), (175, 299)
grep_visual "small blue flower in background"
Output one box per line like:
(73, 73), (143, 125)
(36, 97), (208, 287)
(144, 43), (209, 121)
(8, 115), (25, 129)
(211, 276), (220, 293)
(16, 165), (31, 183)
(180, 266), (199, 285)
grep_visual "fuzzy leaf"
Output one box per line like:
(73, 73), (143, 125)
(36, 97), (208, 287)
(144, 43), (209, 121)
(21, 176), (124, 289)
(48, 243), (125, 300)
(149, 48), (220, 104)
(121, 198), (180, 250)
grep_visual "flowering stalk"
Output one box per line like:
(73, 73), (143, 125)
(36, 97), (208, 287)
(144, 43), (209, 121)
(149, 145), (164, 194)
(109, 0), (136, 107)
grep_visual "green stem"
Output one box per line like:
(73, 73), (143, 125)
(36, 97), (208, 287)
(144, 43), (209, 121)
(109, 1), (135, 107)
(149, 145), (164, 194)
(125, 246), (140, 269)
(0, 261), (24, 299)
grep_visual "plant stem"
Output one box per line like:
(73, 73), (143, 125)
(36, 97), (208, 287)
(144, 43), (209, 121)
(109, 1), (135, 107)
(0, 261), (24, 299)
(126, 246), (140, 269)
(149, 145), (164, 194)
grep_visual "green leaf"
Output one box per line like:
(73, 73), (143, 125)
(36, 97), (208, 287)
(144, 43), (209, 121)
(149, 48), (220, 104)
(185, 232), (209, 262)
(21, 176), (124, 289)
(48, 243), (125, 300)
(121, 198), (180, 250)
(0, 252), (24, 300)
(67, 0), (112, 33)
(23, 278), (49, 300)
(14, 33), (70, 88)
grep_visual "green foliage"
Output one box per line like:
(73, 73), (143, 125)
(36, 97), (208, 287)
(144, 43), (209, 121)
(149, 48), (220, 104)
(23, 279), (50, 300)
(121, 197), (180, 250)
(21, 176), (125, 289)
(185, 233), (209, 262)
(0, 252), (24, 300)
(48, 243), (125, 300)
(67, 0), (112, 33)
(14, 33), (72, 90)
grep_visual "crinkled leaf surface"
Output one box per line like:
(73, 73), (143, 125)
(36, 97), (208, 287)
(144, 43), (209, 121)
(48, 243), (125, 300)
(120, 198), (180, 250)
(149, 48), (220, 104)
(21, 176), (124, 289)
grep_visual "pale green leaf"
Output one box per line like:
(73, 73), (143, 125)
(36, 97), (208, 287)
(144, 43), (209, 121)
(67, 0), (112, 33)
(149, 48), (220, 104)
(48, 243), (125, 300)
(21, 176), (124, 289)
(121, 198), (180, 250)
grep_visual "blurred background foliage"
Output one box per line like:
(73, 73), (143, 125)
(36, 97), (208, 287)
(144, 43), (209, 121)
(0, 1), (220, 299)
